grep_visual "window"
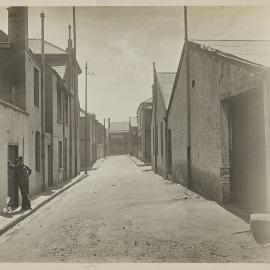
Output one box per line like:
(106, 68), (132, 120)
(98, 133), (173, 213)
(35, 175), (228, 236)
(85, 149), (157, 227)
(58, 141), (62, 168)
(161, 122), (163, 157)
(64, 95), (68, 124)
(35, 131), (40, 171)
(34, 68), (39, 107)
(57, 88), (62, 122)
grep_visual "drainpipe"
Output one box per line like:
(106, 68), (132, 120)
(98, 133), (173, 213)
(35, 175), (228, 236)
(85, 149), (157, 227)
(163, 116), (168, 179)
(103, 118), (106, 157)
(68, 24), (73, 179)
(184, 6), (192, 188)
(40, 11), (46, 191)
(108, 117), (111, 156)
(73, 7), (78, 175)
(153, 62), (157, 173)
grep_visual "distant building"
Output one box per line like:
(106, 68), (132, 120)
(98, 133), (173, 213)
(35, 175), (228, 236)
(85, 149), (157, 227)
(80, 110), (97, 170)
(95, 121), (106, 160)
(167, 40), (270, 212)
(137, 97), (152, 163)
(129, 116), (138, 157)
(151, 67), (175, 177)
(108, 121), (130, 155)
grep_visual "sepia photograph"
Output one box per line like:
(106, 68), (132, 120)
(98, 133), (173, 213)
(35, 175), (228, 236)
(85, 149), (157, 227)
(0, 0), (270, 265)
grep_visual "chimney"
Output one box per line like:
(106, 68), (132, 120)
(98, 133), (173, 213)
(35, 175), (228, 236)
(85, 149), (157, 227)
(8, 7), (28, 49)
(7, 6), (28, 110)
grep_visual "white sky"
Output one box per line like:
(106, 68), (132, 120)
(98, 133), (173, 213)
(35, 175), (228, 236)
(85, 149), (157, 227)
(1, 5), (270, 122)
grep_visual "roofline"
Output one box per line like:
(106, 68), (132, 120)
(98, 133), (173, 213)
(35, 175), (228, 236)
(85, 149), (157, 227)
(189, 40), (267, 69)
(155, 69), (174, 111)
(28, 38), (67, 54)
(167, 43), (185, 115)
(167, 40), (267, 117)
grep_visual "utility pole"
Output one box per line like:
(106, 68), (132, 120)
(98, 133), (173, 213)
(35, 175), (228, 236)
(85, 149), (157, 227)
(103, 118), (106, 157)
(73, 6), (78, 175)
(108, 117), (111, 156)
(40, 11), (46, 191)
(184, 6), (191, 188)
(128, 117), (131, 156)
(84, 62), (88, 175)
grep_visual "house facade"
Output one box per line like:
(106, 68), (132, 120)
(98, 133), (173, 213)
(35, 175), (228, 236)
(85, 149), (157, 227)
(0, 7), (43, 209)
(151, 67), (175, 177)
(167, 40), (270, 212)
(0, 7), (81, 210)
(137, 97), (152, 163)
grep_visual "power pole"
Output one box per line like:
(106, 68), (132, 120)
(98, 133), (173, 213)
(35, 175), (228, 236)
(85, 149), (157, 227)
(128, 117), (131, 156)
(108, 117), (111, 156)
(84, 62), (88, 175)
(73, 6), (78, 175)
(184, 6), (191, 188)
(40, 11), (46, 191)
(103, 118), (106, 157)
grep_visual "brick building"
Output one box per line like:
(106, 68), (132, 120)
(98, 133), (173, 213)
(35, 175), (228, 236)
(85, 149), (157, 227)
(151, 67), (175, 177)
(95, 121), (106, 160)
(80, 110), (97, 170)
(167, 40), (270, 212)
(0, 7), (81, 210)
(129, 116), (138, 157)
(137, 97), (152, 163)
(108, 122), (130, 155)
(0, 7), (43, 209)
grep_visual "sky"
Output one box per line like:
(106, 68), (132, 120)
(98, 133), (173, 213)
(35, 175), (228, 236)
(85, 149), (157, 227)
(1, 5), (270, 122)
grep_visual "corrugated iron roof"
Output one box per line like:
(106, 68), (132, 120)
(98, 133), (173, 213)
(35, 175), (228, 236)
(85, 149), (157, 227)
(51, 65), (67, 79)
(28, 39), (67, 55)
(190, 40), (270, 68)
(110, 122), (129, 132)
(156, 72), (176, 108)
(142, 97), (152, 104)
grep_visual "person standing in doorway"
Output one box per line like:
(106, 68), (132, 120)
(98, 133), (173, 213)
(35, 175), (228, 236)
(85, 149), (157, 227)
(8, 156), (32, 211)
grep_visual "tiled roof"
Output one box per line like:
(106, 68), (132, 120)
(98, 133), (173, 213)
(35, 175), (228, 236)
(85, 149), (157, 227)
(130, 117), (138, 127)
(110, 122), (129, 132)
(28, 39), (66, 55)
(190, 40), (270, 68)
(156, 72), (176, 109)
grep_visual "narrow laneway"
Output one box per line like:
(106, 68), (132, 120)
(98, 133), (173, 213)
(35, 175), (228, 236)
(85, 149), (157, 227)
(0, 156), (269, 262)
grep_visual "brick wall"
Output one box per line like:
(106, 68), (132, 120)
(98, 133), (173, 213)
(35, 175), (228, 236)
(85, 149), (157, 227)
(167, 51), (188, 186)
(0, 101), (29, 210)
(167, 42), (264, 203)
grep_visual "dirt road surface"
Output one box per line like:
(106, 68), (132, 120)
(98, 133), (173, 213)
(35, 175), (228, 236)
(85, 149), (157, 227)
(0, 155), (269, 262)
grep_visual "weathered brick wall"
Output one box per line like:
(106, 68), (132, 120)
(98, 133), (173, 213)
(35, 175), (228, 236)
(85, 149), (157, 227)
(167, 52), (188, 186)
(168, 43), (264, 202)
(0, 101), (29, 210)
(189, 48), (222, 201)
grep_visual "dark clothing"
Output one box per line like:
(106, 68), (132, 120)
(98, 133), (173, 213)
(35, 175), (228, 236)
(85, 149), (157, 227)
(10, 163), (32, 209)
(14, 165), (31, 185)
(19, 182), (31, 209)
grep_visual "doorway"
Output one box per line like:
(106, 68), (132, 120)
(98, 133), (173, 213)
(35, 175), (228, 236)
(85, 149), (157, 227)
(230, 90), (267, 211)
(8, 145), (19, 208)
